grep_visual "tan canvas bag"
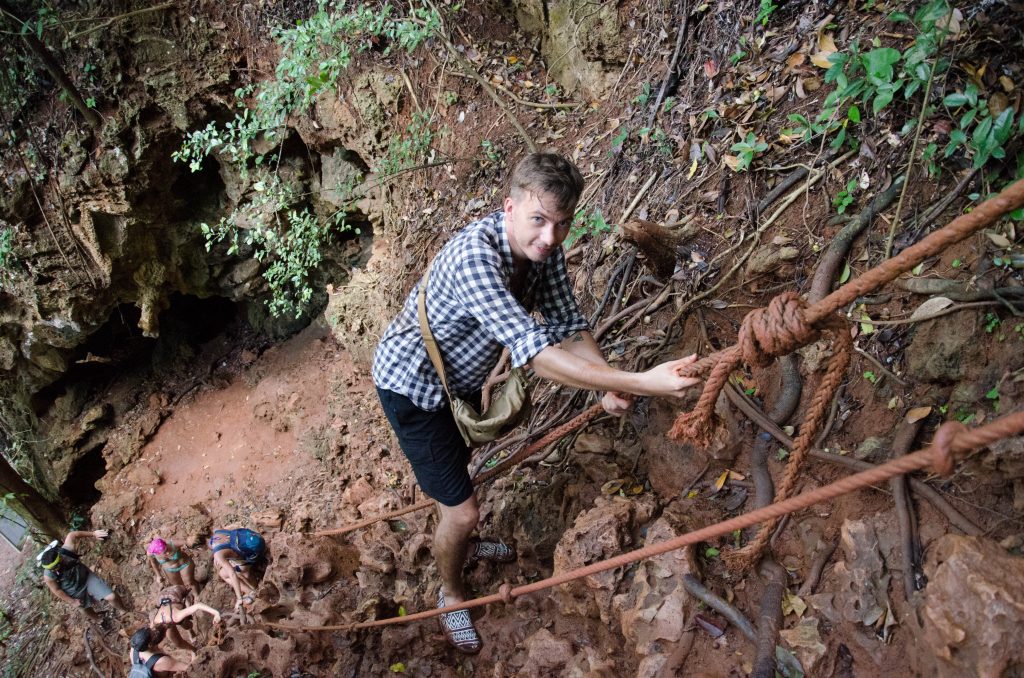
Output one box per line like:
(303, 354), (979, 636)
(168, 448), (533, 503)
(417, 266), (530, 448)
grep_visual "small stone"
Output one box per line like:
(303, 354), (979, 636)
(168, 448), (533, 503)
(854, 436), (886, 461)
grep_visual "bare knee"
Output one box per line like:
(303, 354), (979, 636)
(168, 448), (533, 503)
(440, 498), (479, 534)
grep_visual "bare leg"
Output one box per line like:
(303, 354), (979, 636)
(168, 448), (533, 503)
(166, 568), (184, 587)
(180, 561), (197, 590)
(434, 494), (479, 604)
(166, 623), (196, 652)
(103, 592), (126, 612)
(217, 563), (256, 596)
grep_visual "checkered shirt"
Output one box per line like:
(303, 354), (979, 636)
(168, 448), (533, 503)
(372, 210), (590, 411)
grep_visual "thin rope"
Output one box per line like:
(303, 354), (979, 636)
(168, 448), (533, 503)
(265, 411), (1023, 633)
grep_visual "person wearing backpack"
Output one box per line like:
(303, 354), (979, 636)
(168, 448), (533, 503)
(208, 527), (266, 611)
(127, 626), (188, 676)
(37, 528), (126, 619)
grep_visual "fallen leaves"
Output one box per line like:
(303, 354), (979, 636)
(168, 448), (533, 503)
(811, 33), (838, 69)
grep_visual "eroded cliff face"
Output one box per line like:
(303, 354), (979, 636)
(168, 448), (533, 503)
(0, 6), (425, 493)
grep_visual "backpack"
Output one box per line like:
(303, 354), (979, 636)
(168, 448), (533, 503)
(128, 649), (161, 678)
(234, 529), (266, 563)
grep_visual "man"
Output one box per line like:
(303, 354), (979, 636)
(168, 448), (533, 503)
(38, 528), (126, 619)
(373, 152), (700, 653)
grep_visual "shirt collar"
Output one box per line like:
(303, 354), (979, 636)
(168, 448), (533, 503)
(494, 210), (517, 274)
(494, 210), (542, 279)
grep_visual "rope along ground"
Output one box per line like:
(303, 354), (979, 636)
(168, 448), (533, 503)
(267, 411), (1024, 633)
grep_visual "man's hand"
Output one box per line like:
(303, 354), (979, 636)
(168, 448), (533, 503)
(639, 354), (702, 398)
(93, 529), (109, 540)
(601, 391), (634, 417)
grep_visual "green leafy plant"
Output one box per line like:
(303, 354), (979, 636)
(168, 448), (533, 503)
(984, 312), (1001, 333)
(782, 1), (965, 151)
(941, 83), (1018, 169)
(174, 2), (440, 317)
(729, 132), (768, 172)
(756, 0), (779, 26)
(729, 50), (747, 65)
(632, 81), (652, 106)
(863, 370), (878, 385)
(564, 208), (611, 249)
(480, 139), (500, 164)
(833, 178), (858, 213)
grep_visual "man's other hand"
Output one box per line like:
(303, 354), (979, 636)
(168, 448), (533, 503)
(601, 391), (634, 416)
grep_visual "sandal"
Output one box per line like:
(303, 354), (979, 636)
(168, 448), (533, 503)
(469, 540), (517, 564)
(437, 590), (482, 654)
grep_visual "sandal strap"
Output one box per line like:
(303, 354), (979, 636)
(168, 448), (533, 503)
(471, 541), (516, 563)
(437, 591), (481, 653)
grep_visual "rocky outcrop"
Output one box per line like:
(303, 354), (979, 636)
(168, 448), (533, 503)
(919, 535), (1024, 678)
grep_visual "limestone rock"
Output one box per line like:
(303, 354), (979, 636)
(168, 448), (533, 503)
(746, 244), (800, 276)
(920, 535), (1024, 677)
(522, 628), (574, 672)
(611, 515), (699, 673)
(552, 497), (636, 621)
(905, 312), (984, 383)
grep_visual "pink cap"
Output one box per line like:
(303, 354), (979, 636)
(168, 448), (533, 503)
(147, 538), (167, 555)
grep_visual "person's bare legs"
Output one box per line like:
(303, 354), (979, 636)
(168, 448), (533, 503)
(180, 561), (197, 590)
(103, 592), (126, 612)
(434, 494), (479, 604)
(166, 568), (184, 586)
(166, 623), (196, 652)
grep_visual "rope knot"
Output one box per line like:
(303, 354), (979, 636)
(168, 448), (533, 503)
(497, 583), (515, 605)
(929, 421), (968, 476)
(737, 292), (816, 367)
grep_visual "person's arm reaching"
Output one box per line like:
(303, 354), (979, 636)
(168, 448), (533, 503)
(63, 529), (109, 552)
(556, 330), (634, 415)
(530, 343), (701, 399)
(175, 603), (222, 624)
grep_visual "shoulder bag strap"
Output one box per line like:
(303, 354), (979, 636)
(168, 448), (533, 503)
(416, 261), (456, 404)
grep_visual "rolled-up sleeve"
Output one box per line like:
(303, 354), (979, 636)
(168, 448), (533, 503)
(537, 250), (591, 344)
(451, 252), (553, 367)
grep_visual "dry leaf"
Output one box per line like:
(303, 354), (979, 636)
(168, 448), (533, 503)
(909, 296), (954, 321)
(785, 53), (806, 69)
(727, 470), (746, 481)
(987, 232), (1012, 248)
(782, 592), (808, 616)
(713, 469), (729, 492)
(704, 59), (719, 78)
(811, 33), (838, 69)
(906, 406), (932, 424)
(723, 154), (742, 171)
(602, 479), (625, 495)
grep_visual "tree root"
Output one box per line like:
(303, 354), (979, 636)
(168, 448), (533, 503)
(752, 558), (787, 678)
(723, 385), (983, 535)
(797, 537), (838, 597)
(809, 175), (906, 303)
(681, 574), (756, 641)
(890, 418), (925, 603)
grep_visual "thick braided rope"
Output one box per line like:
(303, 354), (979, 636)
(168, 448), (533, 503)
(264, 410), (1024, 634)
(314, 405), (603, 537)
(669, 177), (1024, 441)
(667, 177), (1024, 563)
(726, 314), (852, 569)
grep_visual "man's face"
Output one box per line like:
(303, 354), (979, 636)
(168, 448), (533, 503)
(504, 189), (575, 263)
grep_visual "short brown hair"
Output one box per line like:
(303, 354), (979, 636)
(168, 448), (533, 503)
(509, 152), (584, 212)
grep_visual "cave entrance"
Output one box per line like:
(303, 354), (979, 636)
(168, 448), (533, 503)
(59, 443), (106, 508)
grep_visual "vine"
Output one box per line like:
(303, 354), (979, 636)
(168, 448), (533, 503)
(174, 1), (441, 318)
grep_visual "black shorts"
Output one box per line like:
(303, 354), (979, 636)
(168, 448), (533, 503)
(377, 387), (476, 507)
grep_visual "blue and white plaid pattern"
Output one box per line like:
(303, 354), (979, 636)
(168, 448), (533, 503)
(372, 210), (590, 411)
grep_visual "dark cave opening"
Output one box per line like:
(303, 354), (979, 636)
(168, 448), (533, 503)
(59, 443), (106, 508)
